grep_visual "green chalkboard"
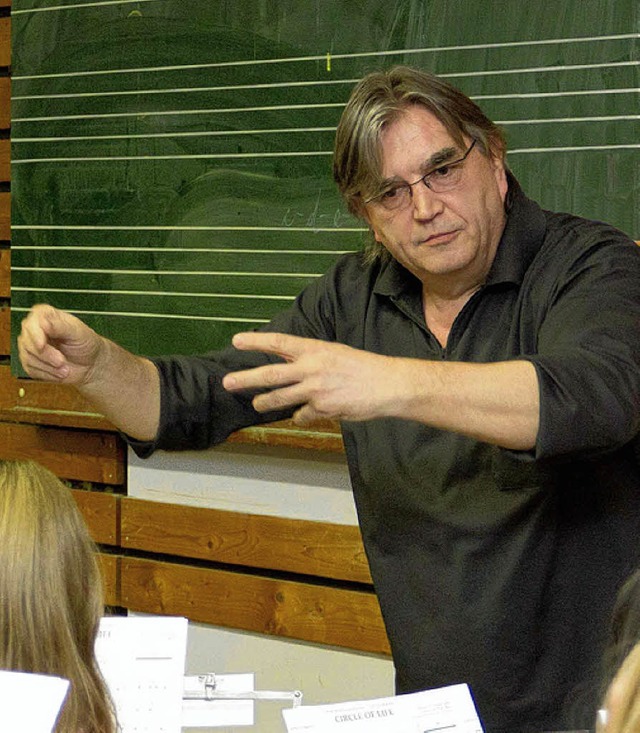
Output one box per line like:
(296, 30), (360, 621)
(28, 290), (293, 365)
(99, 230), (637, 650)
(10, 0), (639, 363)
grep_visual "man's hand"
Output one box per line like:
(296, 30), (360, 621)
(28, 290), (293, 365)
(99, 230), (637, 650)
(223, 331), (540, 449)
(18, 304), (104, 385)
(222, 332), (399, 425)
(18, 304), (160, 441)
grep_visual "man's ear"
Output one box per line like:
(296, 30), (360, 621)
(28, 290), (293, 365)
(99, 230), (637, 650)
(357, 203), (384, 243)
(489, 151), (508, 203)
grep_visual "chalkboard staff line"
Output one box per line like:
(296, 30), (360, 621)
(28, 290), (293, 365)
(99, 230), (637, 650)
(10, 115), (639, 145)
(11, 58), (637, 101)
(12, 59), (639, 123)
(11, 33), (638, 80)
(11, 102), (345, 124)
(13, 266), (324, 278)
(12, 0), (156, 14)
(11, 246), (356, 254)
(12, 142), (640, 165)
(11, 225), (367, 233)
(510, 144), (640, 154)
(12, 152), (334, 164)
(13, 88), (638, 118)
(474, 88), (640, 100)
(12, 59), (638, 94)
(11, 286), (297, 301)
(11, 305), (271, 323)
(12, 126), (338, 143)
(12, 79), (358, 101)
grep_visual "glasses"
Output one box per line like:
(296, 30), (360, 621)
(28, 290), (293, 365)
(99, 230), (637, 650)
(364, 139), (477, 211)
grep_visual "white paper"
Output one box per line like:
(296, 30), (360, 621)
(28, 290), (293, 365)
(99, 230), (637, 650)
(95, 616), (188, 733)
(0, 670), (69, 733)
(282, 683), (484, 733)
(182, 673), (254, 727)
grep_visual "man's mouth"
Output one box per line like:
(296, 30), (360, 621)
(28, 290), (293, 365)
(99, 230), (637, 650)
(419, 229), (459, 246)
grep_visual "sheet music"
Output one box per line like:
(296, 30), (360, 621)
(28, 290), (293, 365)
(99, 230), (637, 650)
(282, 683), (484, 733)
(95, 616), (188, 733)
(0, 670), (69, 733)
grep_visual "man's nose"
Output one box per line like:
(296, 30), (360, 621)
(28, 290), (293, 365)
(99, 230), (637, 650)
(410, 180), (444, 221)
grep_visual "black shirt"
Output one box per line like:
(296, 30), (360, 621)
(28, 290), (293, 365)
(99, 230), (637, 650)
(134, 176), (640, 732)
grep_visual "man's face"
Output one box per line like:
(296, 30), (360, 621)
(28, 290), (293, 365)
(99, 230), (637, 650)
(363, 105), (508, 292)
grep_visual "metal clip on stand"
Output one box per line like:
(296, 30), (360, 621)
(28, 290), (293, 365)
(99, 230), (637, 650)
(183, 673), (303, 708)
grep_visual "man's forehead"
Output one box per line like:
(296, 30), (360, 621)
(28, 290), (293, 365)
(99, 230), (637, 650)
(379, 106), (463, 178)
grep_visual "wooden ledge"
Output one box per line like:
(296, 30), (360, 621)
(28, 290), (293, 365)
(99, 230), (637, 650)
(121, 496), (370, 584)
(121, 556), (390, 655)
(0, 420), (125, 483)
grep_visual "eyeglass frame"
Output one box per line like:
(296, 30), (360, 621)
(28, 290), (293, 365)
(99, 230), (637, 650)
(363, 138), (478, 210)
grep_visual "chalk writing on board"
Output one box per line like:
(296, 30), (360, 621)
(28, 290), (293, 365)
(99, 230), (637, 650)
(282, 190), (356, 232)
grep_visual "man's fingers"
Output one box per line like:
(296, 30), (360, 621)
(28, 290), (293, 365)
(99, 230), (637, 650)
(251, 383), (309, 413)
(19, 326), (66, 371)
(21, 359), (69, 382)
(223, 361), (300, 392)
(291, 403), (320, 425)
(231, 331), (310, 361)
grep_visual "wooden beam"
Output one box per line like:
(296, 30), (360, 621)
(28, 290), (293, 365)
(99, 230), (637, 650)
(0, 306), (8, 355)
(0, 140), (8, 182)
(0, 192), (9, 241)
(99, 553), (120, 608)
(0, 78), (8, 130)
(0, 18), (8, 68)
(0, 249), (8, 296)
(229, 418), (344, 452)
(0, 365), (117, 430)
(121, 497), (372, 584)
(0, 421), (125, 483)
(0, 365), (340, 447)
(121, 556), (390, 655)
(73, 488), (120, 546)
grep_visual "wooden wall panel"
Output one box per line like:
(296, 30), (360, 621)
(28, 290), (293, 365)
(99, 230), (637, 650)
(73, 488), (119, 546)
(0, 305), (9, 355)
(0, 78), (9, 128)
(121, 497), (371, 584)
(121, 556), (390, 655)
(0, 421), (125, 483)
(99, 553), (120, 608)
(0, 249), (8, 296)
(0, 18), (8, 68)
(228, 418), (344, 452)
(0, 365), (116, 430)
(0, 140), (8, 182)
(0, 193), (9, 241)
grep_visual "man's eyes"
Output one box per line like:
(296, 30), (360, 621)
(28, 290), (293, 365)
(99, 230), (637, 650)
(430, 163), (455, 178)
(382, 185), (407, 199)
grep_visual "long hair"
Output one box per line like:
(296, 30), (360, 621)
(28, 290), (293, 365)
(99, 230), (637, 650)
(0, 459), (116, 733)
(600, 569), (640, 702)
(600, 641), (640, 732)
(332, 65), (507, 261)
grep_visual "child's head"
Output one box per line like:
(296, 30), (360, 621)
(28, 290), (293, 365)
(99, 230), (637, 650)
(0, 459), (115, 732)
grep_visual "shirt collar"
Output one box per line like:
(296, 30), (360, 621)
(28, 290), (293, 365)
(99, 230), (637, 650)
(485, 171), (546, 286)
(373, 171), (547, 297)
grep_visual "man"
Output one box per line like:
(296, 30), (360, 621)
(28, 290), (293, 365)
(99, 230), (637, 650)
(18, 67), (640, 732)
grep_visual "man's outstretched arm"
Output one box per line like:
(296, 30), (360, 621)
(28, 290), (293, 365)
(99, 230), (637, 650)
(18, 304), (160, 441)
(223, 331), (540, 451)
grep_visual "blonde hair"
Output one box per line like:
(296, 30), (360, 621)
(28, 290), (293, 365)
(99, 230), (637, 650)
(600, 642), (640, 733)
(0, 459), (116, 733)
(601, 570), (640, 700)
(332, 66), (507, 261)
